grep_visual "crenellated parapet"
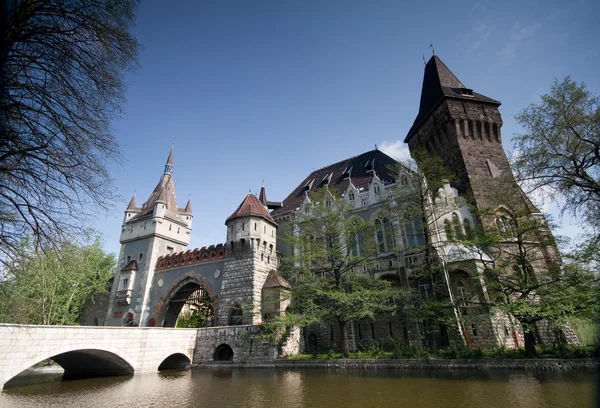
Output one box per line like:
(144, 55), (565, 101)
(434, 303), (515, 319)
(155, 244), (226, 271)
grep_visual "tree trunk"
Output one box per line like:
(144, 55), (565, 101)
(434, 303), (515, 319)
(339, 321), (350, 357)
(524, 330), (537, 357)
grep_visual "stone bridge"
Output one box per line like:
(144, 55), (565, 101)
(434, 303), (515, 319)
(0, 323), (280, 391)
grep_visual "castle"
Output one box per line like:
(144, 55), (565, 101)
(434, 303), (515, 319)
(104, 55), (577, 352)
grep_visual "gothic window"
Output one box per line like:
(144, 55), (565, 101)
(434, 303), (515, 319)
(444, 219), (454, 241)
(496, 215), (516, 236)
(229, 305), (243, 326)
(418, 278), (432, 300)
(464, 218), (474, 239)
(452, 213), (464, 240)
(404, 219), (425, 247)
(349, 192), (355, 201)
(374, 185), (380, 195)
(375, 217), (394, 253)
(304, 204), (310, 214)
(138, 253), (143, 261)
(455, 280), (469, 306)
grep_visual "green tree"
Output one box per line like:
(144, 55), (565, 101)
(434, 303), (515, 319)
(278, 187), (408, 357)
(0, 0), (139, 264)
(513, 77), (600, 241)
(465, 200), (597, 357)
(0, 235), (116, 325)
(390, 150), (467, 350)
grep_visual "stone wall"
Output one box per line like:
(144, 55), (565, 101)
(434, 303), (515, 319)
(193, 325), (277, 363)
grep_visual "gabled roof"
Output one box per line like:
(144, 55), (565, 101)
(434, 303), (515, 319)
(405, 55), (501, 141)
(271, 149), (398, 219)
(263, 271), (292, 290)
(226, 193), (277, 225)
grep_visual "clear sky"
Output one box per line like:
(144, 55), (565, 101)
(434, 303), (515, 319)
(95, 0), (600, 255)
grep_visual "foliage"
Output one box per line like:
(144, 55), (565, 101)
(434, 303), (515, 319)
(0, 0), (139, 264)
(175, 309), (210, 328)
(278, 187), (409, 357)
(0, 234), (116, 325)
(513, 77), (600, 242)
(389, 150), (466, 349)
(465, 194), (598, 356)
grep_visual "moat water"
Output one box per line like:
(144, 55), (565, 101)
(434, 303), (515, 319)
(0, 368), (596, 408)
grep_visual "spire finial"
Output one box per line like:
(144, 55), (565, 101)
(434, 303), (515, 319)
(430, 43), (435, 56)
(164, 146), (173, 176)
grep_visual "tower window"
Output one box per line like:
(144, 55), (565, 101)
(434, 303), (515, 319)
(167, 246), (174, 254)
(242, 223), (245, 231)
(138, 253), (143, 261)
(254, 223), (257, 231)
(126, 255), (131, 263)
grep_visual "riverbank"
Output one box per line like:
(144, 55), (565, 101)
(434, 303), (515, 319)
(196, 358), (598, 371)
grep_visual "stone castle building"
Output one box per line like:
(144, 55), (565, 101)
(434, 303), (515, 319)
(104, 55), (576, 353)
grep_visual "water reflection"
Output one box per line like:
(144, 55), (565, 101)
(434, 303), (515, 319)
(0, 368), (595, 408)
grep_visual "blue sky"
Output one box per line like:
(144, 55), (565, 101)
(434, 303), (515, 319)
(95, 0), (600, 255)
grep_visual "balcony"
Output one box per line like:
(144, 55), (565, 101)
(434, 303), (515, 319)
(116, 289), (133, 305)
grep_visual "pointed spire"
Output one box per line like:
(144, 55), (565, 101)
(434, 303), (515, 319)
(127, 193), (137, 210)
(164, 146), (173, 176)
(405, 55), (500, 141)
(259, 185), (267, 206)
(184, 197), (192, 213)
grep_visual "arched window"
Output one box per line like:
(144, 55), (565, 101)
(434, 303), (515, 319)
(455, 280), (469, 306)
(375, 217), (395, 253)
(228, 305), (243, 326)
(464, 218), (474, 239)
(404, 219), (425, 247)
(444, 219), (454, 241)
(348, 225), (365, 257)
(452, 213), (464, 240)
(496, 214), (516, 236)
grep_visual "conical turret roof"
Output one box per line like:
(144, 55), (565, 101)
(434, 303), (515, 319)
(226, 193), (277, 225)
(126, 194), (137, 210)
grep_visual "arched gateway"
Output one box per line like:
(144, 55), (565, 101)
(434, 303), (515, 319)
(150, 273), (219, 328)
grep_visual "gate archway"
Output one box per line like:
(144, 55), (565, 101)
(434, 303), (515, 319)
(151, 273), (219, 328)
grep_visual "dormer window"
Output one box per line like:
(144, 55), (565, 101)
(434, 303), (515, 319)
(320, 173), (333, 187)
(303, 179), (314, 192)
(365, 159), (374, 172)
(458, 88), (474, 97)
(342, 166), (352, 179)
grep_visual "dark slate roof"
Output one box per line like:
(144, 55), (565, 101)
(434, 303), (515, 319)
(405, 55), (501, 142)
(226, 193), (277, 225)
(271, 149), (398, 219)
(263, 272), (292, 290)
(120, 260), (138, 272)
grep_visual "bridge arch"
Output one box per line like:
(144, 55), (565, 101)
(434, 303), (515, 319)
(157, 353), (191, 371)
(151, 272), (219, 328)
(3, 344), (136, 387)
(213, 343), (234, 361)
